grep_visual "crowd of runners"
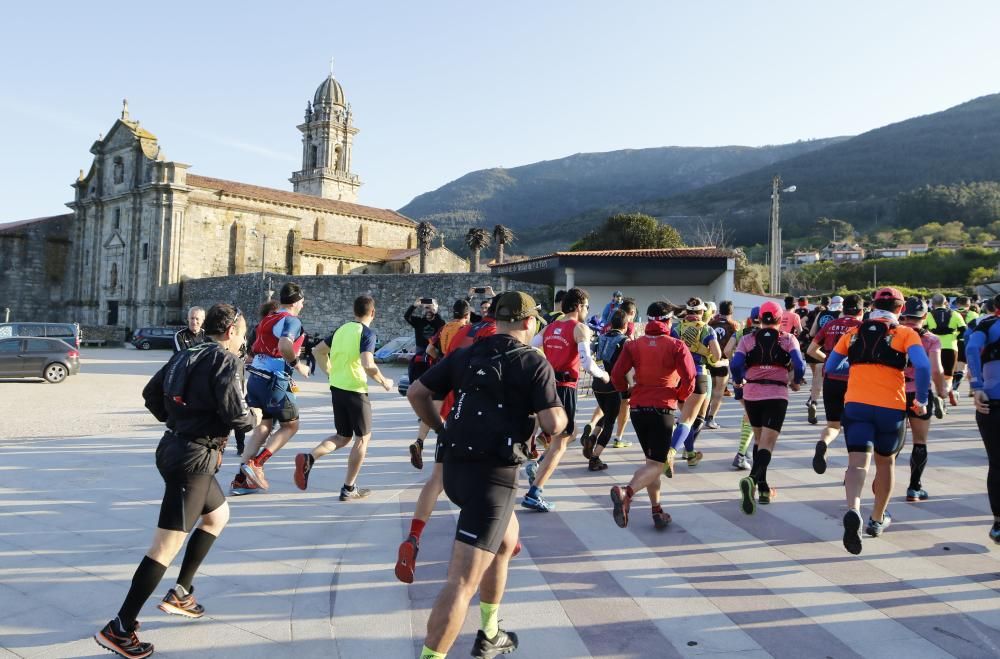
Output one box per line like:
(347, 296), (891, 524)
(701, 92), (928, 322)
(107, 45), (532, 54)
(94, 282), (1000, 659)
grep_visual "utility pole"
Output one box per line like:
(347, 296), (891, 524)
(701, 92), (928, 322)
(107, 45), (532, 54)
(770, 175), (782, 295)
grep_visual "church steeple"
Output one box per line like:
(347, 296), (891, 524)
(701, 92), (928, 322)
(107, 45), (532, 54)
(290, 65), (361, 202)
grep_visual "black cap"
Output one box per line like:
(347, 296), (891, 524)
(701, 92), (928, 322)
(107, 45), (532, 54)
(901, 297), (928, 318)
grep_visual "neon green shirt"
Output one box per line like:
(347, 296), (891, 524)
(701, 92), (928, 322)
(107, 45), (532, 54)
(925, 308), (967, 351)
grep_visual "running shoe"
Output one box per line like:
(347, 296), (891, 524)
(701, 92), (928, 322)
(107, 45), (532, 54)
(524, 460), (539, 485)
(651, 507), (671, 530)
(409, 440), (424, 470)
(685, 450), (704, 467)
(663, 448), (677, 478)
(612, 438), (632, 449)
(948, 390), (959, 407)
(582, 430), (596, 460)
(293, 453), (312, 490)
(739, 476), (757, 515)
(723, 387), (733, 397)
(705, 419), (721, 430)
(521, 492), (554, 512)
(932, 395), (946, 419)
(990, 522), (1000, 545)
(339, 485), (371, 501)
(906, 488), (929, 502)
(843, 508), (863, 555)
(807, 399), (818, 425)
(812, 440), (828, 475)
(157, 586), (204, 619)
(230, 476), (262, 496)
(758, 486), (776, 505)
(610, 485), (631, 528)
(580, 423), (593, 446)
(240, 460), (269, 490)
(588, 456), (608, 471)
(865, 512), (892, 537)
(95, 619), (153, 659)
(471, 628), (519, 659)
(395, 535), (419, 584)
(731, 452), (752, 471)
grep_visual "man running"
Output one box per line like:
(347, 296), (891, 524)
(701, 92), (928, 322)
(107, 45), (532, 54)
(293, 295), (393, 500)
(408, 292), (566, 659)
(523, 288), (609, 512)
(405, 298), (446, 453)
(926, 292), (966, 406)
(953, 296), (979, 396)
(779, 295), (803, 336)
(234, 283), (310, 494)
(582, 297), (638, 449)
(173, 306), (206, 353)
(95, 304), (254, 658)
(825, 287), (930, 555)
(807, 294), (864, 474)
(609, 301), (696, 530)
(584, 310), (630, 471)
(706, 300), (741, 429)
(731, 300), (805, 514)
(805, 295), (843, 424)
(725, 306), (760, 470)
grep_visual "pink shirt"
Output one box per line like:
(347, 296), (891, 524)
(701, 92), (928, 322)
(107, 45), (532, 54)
(905, 331), (940, 394)
(736, 332), (800, 401)
(779, 310), (802, 335)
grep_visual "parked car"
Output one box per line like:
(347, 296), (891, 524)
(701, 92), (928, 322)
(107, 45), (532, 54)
(131, 327), (185, 350)
(0, 337), (80, 383)
(374, 336), (417, 363)
(0, 322), (81, 349)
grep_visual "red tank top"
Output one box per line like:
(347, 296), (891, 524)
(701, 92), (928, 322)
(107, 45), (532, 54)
(252, 311), (306, 358)
(543, 318), (580, 388)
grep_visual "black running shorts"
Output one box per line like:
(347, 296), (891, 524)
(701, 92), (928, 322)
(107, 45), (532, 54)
(941, 348), (957, 377)
(442, 461), (518, 554)
(822, 377), (848, 423)
(957, 340), (967, 364)
(629, 407), (675, 463)
(906, 391), (933, 420)
(330, 386), (372, 437)
(690, 373), (710, 395)
(155, 433), (226, 532)
(708, 364), (729, 379)
(744, 398), (789, 432)
(557, 385), (577, 436)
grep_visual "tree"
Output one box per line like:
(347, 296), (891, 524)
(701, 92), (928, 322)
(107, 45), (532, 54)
(733, 248), (768, 294)
(416, 221), (436, 274)
(492, 224), (515, 263)
(570, 213), (684, 251)
(690, 218), (730, 247)
(465, 228), (491, 272)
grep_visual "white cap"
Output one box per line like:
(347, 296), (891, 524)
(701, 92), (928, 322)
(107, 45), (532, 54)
(829, 295), (844, 312)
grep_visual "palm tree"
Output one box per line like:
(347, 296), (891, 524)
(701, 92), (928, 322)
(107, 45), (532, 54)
(416, 221), (436, 273)
(492, 224), (515, 264)
(465, 228), (491, 273)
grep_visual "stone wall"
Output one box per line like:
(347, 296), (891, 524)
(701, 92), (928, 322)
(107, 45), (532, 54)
(0, 214), (76, 323)
(182, 272), (551, 343)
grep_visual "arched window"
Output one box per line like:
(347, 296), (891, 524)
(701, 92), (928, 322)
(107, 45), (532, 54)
(316, 263), (324, 275)
(113, 157), (124, 184)
(109, 262), (118, 290)
(310, 145), (319, 168)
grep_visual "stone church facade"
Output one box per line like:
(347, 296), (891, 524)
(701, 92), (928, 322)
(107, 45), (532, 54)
(0, 72), (466, 328)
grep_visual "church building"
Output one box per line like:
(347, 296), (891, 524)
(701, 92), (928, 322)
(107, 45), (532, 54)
(0, 71), (466, 328)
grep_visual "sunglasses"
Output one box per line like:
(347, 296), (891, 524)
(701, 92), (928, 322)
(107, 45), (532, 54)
(227, 306), (243, 332)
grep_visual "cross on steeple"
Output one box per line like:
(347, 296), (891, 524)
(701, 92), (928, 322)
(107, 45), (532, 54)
(329, 57), (335, 76)
(121, 98), (129, 120)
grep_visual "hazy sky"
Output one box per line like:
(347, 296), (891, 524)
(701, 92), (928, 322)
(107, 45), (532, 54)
(2, 1), (999, 223)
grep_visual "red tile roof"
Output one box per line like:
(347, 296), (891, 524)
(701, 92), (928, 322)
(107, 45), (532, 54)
(0, 213), (74, 233)
(299, 241), (420, 263)
(186, 174), (415, 227)
(493, 247), (735, 268)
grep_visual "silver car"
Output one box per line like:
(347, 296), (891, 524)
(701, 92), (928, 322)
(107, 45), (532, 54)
(0, 337), (81, 383)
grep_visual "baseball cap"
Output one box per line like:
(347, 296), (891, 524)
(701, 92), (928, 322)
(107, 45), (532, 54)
(749, 306), (761, 321)
(612, 290), (623, 298)
(494, 291), (543, 322)
(760, 300), (783, 325)
(901, 297), (928, 318)
(828, 295), (844, 312)
(874, 287), (905, 303)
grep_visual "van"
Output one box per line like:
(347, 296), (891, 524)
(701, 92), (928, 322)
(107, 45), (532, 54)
(0, 322), (81, 349)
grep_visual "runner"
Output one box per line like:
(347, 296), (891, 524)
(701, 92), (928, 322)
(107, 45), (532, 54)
(233, 283), (310, 494)
(963, 294), (1000, 543)
(95, 304), (254, 659)
(805, 295), (843, 424)
(293, 295), (393, 500)
(806, 294), (863, 474)
(780, 295), (803, 335)
(582, 298), (638, 449)
(706, 300), (741, 429)
(953, 295), (979, 396)
(731, 300), (806, 514)
(404, 298), (446, 453)
(408, 292), (566, 659)
(725, 306), (761, 470)
(925, 292), (966, 406)
(825, 287), (930, 555)
(609, 301), (696, 530)
(523, 288), (609, 512)
(584, 310), (630, 471)
(899, 297), (949, 502)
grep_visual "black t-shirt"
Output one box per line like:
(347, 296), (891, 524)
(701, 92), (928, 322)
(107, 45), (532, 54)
(420, 334), (562, 448)
(405, 306), (446, 353)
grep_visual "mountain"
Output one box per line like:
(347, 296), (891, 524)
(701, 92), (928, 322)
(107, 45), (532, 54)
(398, 139), (846, 253)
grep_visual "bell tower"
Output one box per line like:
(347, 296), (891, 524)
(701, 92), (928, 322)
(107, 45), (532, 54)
(290, 65), (361, 202)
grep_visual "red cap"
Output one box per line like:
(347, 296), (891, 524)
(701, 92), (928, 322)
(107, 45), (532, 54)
(760, 300), (783, 325)
(874, 287), (904, 303)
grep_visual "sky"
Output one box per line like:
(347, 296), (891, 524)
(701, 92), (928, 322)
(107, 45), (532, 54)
(2, 1), (1000, 223)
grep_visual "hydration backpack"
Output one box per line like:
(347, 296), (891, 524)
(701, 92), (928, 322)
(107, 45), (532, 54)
(930, 308), (954, 336)
(744, 328), (791, 368)
(597, 331), (627, 365)
(680, 320), (714, 360)
(973, 316), (1000, 365)
(847, 320), (907, 370)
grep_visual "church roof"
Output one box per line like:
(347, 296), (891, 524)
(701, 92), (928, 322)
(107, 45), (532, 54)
(185, 174), (415, 227)
(0, 213), (74, 233)
(314, 74), (346, 108)
(300, 239), (398, 263)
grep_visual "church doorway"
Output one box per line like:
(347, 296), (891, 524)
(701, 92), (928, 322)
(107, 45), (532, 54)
(107, 301), (119, 326)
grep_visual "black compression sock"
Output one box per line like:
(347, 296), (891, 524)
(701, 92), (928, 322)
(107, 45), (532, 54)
(752, 443), (759, 463)
(117, 555), (168, 632)
(909, 444), (928, 491)
(176, 528), (217, 591)
(752, 449), (772, 484)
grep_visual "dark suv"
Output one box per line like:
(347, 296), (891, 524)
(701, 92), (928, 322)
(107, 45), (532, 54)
(0, 322), (81, 349)
(0, 337), (80, 383)
(132, 327), (185, 350)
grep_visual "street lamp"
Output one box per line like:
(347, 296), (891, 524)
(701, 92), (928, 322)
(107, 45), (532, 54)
(250, 229), (267, 300)
(768, 176), (797, 295)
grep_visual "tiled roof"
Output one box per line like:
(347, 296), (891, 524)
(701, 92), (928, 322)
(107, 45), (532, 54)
(300, 239), (392, 263)
(186, 174), (415, 227)
(494, 247), (735, 268)
(0, 213), (74, 233)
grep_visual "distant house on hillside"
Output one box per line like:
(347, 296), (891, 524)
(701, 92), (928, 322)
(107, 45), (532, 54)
(791, 251), (821, 265)
(821, 241), (865, 263)
(873, 243), (929, 258)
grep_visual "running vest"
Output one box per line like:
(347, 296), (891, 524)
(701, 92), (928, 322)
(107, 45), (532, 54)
(929, 307), (955, 336)
(679, 319), (714, 360)
(973, 316), (1000, 364)
(708, 315), (738, 348)
(744, 328), (792, 368)
(597, 331), (627, 365)
(846, 320), (907, 370)
(452, 318), (497, 352)
(251, 310), (305, 358)
(815, 310), (839, 332)
(328, 322), (368, 393)
(542, 318), (581, 385)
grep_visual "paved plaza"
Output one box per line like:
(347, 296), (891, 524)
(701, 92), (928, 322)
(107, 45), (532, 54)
(2, 348), (1000, 658)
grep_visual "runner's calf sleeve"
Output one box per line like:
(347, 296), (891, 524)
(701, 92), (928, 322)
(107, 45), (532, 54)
(909, 444), (928, 491)
(670, 423), (691, 451)
(118, 555), (168, 632)
(953, 371), (964, 387)
(685, 416), (706, 452)
(738, 418), (753, 455)
(177, 528), (217, 591)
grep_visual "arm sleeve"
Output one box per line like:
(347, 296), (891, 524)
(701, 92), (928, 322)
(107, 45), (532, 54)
(215, 358), (255, 433)
(967, 326), (986, 390)
(730, 350), (747, 383)
(907, 344), (931, 405)
(825, 351), (848, 376)
(790, 346), (806, 384)
(578, 340), (609, 380)
(142, 363), (169, 422)
(610, 343), (633, 392)
(403, 305), (418, 327)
